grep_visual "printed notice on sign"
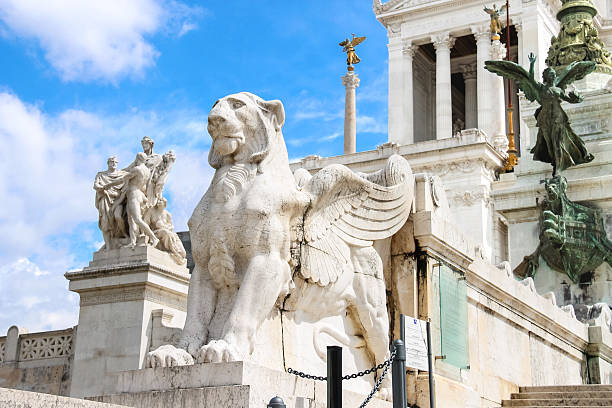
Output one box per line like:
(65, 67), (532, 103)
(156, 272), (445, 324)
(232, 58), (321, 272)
(404, 317), (428, 371)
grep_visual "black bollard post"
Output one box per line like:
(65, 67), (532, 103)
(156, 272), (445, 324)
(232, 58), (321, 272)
(327, 345), (342, 408)
(391, 339), (407, 408)
(267, 396), (286, 408)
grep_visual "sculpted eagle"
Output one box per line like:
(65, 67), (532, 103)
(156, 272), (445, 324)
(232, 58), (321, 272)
(147, 92), (415, 399)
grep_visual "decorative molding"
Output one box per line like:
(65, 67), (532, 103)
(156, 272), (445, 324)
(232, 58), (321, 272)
(19, 333), (73, 361)
(402, 42), (418, 57)
(79, 284), (188, 312)
(416, 157), (498, 181)
(452, 188), (493, 207)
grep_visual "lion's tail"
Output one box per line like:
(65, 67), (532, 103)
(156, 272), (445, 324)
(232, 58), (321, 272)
(313, 324), (366, 361)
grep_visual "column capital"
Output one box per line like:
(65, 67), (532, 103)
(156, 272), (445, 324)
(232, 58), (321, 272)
(490, 39), (506, 61)
(471, 24), (491, 42)
(432, 33), (455, 51)
(342, 72), (360, 89)
(402, 40), (419, 57)
(460, 63), (477, 80)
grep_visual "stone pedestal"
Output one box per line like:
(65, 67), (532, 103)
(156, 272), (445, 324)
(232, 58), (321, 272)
(93, 361), (392, 408)
(65, 246), (190, 398)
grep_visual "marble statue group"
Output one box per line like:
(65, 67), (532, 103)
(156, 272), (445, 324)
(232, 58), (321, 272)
(93, 136), (187, 265)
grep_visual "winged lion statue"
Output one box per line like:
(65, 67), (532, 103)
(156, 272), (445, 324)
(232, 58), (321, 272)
(146, 92), (415, 400)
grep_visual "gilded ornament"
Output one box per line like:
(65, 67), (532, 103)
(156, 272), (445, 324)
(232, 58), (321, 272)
(339, 34), (366, 71)
(484, 4), (506, 40)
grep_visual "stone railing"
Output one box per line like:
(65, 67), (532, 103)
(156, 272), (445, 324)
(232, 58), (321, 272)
(0, 339), (5, 363)
(0, 326), (74, 364)
(19, 331), (73, 361)
(0, 326), (75, 397)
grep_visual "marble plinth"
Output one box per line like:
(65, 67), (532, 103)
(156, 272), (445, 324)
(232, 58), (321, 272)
(92, 361), (392, 408)
(65, 246), (190, 398)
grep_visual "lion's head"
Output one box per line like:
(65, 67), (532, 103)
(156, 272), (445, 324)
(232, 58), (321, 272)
(207, 92), (285, 171)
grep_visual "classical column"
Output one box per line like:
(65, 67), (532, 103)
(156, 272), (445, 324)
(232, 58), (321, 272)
(402, 41), (418, 144)
(490, 39), (508, 153)
(472, 25), (492, 136)
(342, 71), (360, 154)
(461, 63), (478, 129)
(433, 33), (455, 140)
(388, 36), (404, 143)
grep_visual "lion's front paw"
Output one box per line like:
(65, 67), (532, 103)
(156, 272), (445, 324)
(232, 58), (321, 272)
(146, 344), (194, 368)
(196, 339), (241, 363)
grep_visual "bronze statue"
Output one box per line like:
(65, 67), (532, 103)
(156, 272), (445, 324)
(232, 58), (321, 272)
(339, 34), (366, 69)
(484, 4), (506, 39)
(485, 54), (595, 175)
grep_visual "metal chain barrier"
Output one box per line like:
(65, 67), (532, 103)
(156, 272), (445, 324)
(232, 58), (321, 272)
(286, 348), (397, 408)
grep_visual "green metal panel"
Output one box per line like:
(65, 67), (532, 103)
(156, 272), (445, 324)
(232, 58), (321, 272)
(438, 263), (469, 369)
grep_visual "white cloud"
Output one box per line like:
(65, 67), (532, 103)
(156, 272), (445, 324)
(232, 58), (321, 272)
(0, 0), (203, 82)
(357, 115), (387, 134)
(0, 91), (213, 332)
(0, 258), (78, 334)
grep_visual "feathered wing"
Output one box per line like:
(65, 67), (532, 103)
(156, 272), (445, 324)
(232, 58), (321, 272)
(483, 6), (494, 15)
(350, 36), (366, 47)
(500, 4), (507, 13)
(485, 60), (540, 102)
(555, 61), (596, 90)
(339, 39), (349, 47)
(296, 155), (414, 286)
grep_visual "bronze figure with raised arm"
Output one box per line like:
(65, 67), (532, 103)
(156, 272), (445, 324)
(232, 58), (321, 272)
(485, 54), (595, 175)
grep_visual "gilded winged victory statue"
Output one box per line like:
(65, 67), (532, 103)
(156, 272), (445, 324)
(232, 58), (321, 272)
(339, 34), (366, 67)
(485, 54), (595, 175)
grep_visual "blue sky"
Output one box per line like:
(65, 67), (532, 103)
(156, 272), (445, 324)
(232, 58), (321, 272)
(0, 0), (390, 334)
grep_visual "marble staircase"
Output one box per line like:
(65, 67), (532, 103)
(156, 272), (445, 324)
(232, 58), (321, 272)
(502, 385), (612, 407)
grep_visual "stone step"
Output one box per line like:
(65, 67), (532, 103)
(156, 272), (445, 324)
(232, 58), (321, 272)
(502, 398), (612, 406)
(511, 392), (612, 400)
(520, 385), (612, 393)
(0, 387), (127, 408)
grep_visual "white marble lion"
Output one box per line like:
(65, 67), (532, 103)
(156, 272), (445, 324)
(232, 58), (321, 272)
(147, 92), (415, 398)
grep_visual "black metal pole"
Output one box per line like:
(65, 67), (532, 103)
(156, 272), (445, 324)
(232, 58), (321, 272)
(327, 345), (342, 408)
(391, 339), (407, 408)
(426, 320), (435, 408)
(267, 396), (286, 408)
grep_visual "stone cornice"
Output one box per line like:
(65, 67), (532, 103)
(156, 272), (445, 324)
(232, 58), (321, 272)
(291, 132), (505, 179)
(65, 260), (191, 286)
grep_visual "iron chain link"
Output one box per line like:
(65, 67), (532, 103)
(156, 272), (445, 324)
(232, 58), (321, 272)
(286, 348), (397, 408)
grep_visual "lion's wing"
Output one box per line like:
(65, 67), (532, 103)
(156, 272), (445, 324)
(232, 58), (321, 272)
(299, 155), (414, 286)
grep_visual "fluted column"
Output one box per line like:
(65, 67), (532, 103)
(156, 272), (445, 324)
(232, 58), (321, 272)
(342, 71), (360, 154)
(490, 39), (508, 153)
(433, 33), (455, 140)
(402, 41), (418, 144)
(388, 37), (404, 143)
(472, 25), (492, 136)
(461, 63), (478, 129)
